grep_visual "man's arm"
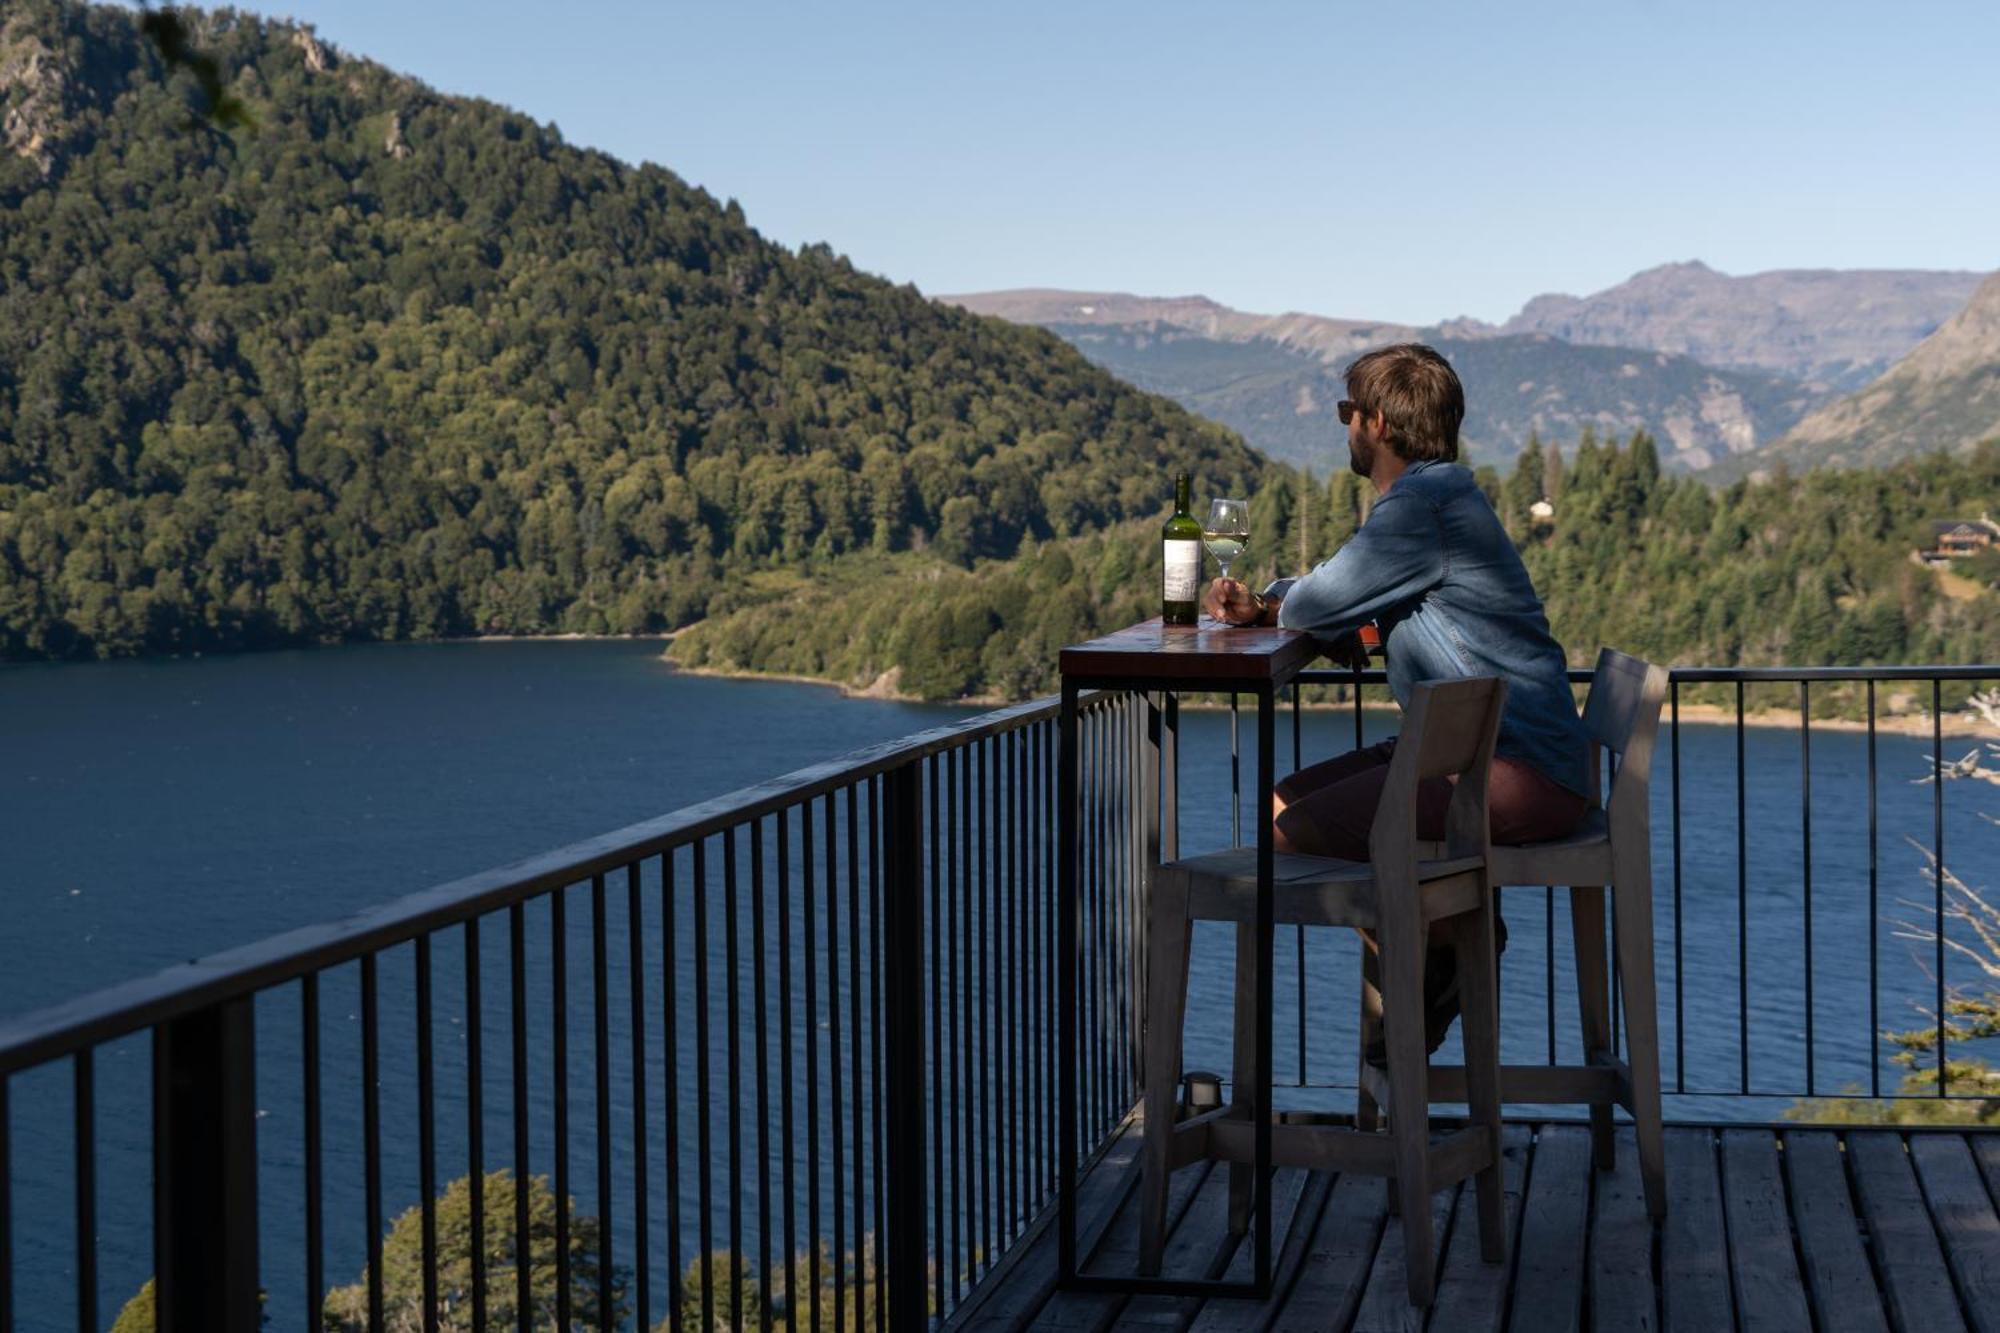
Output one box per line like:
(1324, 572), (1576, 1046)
(1275, 491), (1446, 636)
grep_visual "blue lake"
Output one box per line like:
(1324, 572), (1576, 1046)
(3, 640), (1996, 1327)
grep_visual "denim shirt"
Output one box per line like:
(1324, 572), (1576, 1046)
(1272, 460), (1591, 797)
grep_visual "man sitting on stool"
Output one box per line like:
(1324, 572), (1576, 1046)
(1202, 342), (1589, 1060)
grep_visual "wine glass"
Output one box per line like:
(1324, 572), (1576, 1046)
(1203, 498), (1250, 582)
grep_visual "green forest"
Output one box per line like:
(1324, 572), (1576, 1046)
(0, 1), (1260, 660)
(2, 1), (1995, 704)
(673, 433), (2000, 705)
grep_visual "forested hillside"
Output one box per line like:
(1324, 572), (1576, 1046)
(674, 438), (2000, 701)
(0, 0), (1263, 659)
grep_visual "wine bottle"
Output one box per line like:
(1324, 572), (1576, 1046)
(1162, 473), (1201, 625)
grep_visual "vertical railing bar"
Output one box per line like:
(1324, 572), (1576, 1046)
(662, 852), (685, 1329)
(693, 839), (715, 1332)
(945, 747), (962, 1302)
(1090, 709), (1105, 1138)
(73, 1049), (95, 1333)
(1121, 699), (1138, 1115)
(510, 902), (532, 1333)
(803, 800), (823, 1333)
(1294, 684), (1306, 1085)
(303, 973), (324, 1323)
(999, 728), (1016, 1240)
(1352, 666), (1365, 749)
(1231, 691), (1242, 847)
(882, 756), (930, 1332)
(363, 953), (385, 1333)
(1081, 710), (1094, 1148)
(1037, 718), (1052, 1215)
(725, 830), (745, 1333)
(848, 784), (864, 1320)
(1671, 681), (1685, 1095)
(868, 777), (888, 1333)
(848, 781), (868, 1329)
(1012, 726), (1027, 1233)
(778, 809), (799, 1333)
(553, 887), (573, 1333)
(753, 819), (774, 1333)
(626, 866), (650, 1333)
(977, 739), (995, 1279)
(1800, 683), (1815, 1095)
(0, 1078), (10, 1333)
(928, 754), (946, 1321)
(1737, 680), (1750, 1093)
(1868, 682), (1880, 1098)
(464, 919), (486, 1333)
(1046, 715), (1059, 1220)
(591, 873), (614, 1333)
(959, 741), (975, 1294)
(1545, 885), (1557, 1064)
(1002, 731), (1017, 1240)
(1934, 678), (1946, 1096)
(1097, 708), (1113, 1134)
(827, 788), (846, 1333)
(417, 934), (439, 1333)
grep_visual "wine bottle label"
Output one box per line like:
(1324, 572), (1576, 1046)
(1163, 540), (1200, 602)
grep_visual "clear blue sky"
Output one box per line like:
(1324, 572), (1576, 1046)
(243, 0), (1997, 325)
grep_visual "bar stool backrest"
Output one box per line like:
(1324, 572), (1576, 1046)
(1579, 648), (1670, 825)
(1373, 675), (1509, 866)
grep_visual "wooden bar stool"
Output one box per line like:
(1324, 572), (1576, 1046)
(1139, 677), (1511, 1306)
(1370, 647), (1670, 1218)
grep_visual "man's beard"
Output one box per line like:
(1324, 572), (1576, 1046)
(1347, 435), (1372, 479)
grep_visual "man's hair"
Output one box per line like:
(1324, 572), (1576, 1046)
(1344, 343), (1464, 463)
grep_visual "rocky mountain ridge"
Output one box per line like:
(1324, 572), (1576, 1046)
(1746, 270), (2000, 474)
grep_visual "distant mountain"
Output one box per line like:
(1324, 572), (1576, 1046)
(946, 290), (1830, 473)
(1470, 261), (1985, 390)
(1744, 270), (2000, 474)
(949, 290), (1421, 363)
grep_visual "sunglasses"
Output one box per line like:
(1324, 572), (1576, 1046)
(1337, 400), (1366, 426)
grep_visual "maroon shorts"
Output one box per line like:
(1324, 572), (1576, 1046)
(1273, 738), (1587, 861)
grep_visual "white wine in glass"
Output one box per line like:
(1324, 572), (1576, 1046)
(1203, 498), (1250, 582)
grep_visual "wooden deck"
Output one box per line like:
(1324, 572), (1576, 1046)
(950, 1113), (2000, 1332)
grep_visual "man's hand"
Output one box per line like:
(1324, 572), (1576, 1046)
(1202, 578), (1264, 626)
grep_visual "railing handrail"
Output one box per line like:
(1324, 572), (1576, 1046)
(1298, 663), (2000, 686)
(4, 660), (1994, 1076)
(0, 688), (1130, 1077)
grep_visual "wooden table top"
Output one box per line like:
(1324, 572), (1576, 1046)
(1058, 617), (1320, 686)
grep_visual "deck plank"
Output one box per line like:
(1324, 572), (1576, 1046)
(1662, 1127), (1733, 1333)
(1847, 1132), (1968, 1333)
(1781, 1131), (1889, 1333)
(1968, 1135), (2000, 1216)
(1102, 1167), (1242, 1330)
(1266, 1171), (1388, 1333)
(955, 1121), (1145, 1330)
(1427, 1124), (1532, 1333)
(1029, 1161), (1216, 1332)
(1186, 1168), (1332, 1333)
(1592, 1127), (1660, 1333)
(1721, 1129), (1812, 1331)
(1348, 1181), (1457, 1333)
(1506, 1124), (1593, 1333)
(1910, 1135), (2000, 1333)
(1109, 1167), (1310, 1329)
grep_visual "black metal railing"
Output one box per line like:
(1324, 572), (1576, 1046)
(0, 689), (1150, 1332)
(1267, 663), (2000, 1117)
(1, 662), (1996, 1330)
